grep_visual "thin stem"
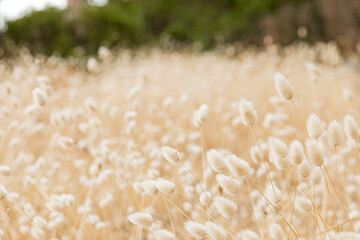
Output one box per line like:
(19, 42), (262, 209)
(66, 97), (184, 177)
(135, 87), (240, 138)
(178, 193), (237, 240)
(284, 165), (333, 240)
(321, 167), (340, 231)
(334, 146), (341, 231)
(334, 146), (338, 184)
(290, 99), (304, 124)
(313, 185), (316, 240)
(180, 161), (217, 213)
(355, 139), (360, 153)
(200, 125), (206, 185)
(245, 178), (266, 237)
(247, 176), (300, 238)
(322, 166), (355, 232)
(250, 124), (278, 202)
(287, 167), (298, 240)
(161, 193), (192, 221)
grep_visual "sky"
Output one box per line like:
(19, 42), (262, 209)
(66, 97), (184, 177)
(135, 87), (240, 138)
(0, 0), (67, 29)
(0, 0), (67, 20)
(0, 0), (108, 30)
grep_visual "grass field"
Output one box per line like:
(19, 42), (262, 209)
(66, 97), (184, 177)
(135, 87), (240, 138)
(0, 43), (359, 239)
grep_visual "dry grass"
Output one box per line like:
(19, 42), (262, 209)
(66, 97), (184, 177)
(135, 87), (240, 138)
(0, 43), (359, 240)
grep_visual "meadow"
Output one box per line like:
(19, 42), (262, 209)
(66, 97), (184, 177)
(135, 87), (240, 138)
(0, 43), (359, 239)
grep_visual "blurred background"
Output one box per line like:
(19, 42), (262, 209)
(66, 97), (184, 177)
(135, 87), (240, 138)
(0, 0), (359, 57)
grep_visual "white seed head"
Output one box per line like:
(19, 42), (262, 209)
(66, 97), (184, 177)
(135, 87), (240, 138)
(296, 196), (313, 213)
(132, 182), (145, 195)
(153, 229), (175, 240)
(270, 152), (288, 170)
(213, 196), (237, 218)
(327, 120), (344, 147)
(142, 180), (158, 195)
(161, 146), (180, 164)
(98, 46), (111, 61)
(87, 57), (98, 72)
(269, 223), (283, 240)
(156, 179), (175, 195)
(206, 149), (226, 173)
(310, 168), (322, 185)
(84, 97), (97, 112)
(33, 216), (47, 228)
(194, 104), (209, 127)
(58, 136), (74, 150)
(250, 146), (261, 164)
(184, 221), (207, 239)
(199, 191), (212, 206)
(32, 88), (47, 107)
(216, 174), (240, 195)
(268, 137), (288, 158)
(0, 185), (8, 200)
(289, 140), (304, 165)
(127, 212), (153, 228)
(306, 140), (324, 167)
(344, 115), (360, 141)
(30, 227), (44, 240)
(241, 230), (260, 240)
(0, 165), (11, 177)
(205, 221), (228, 240)
(307, 113), (322, 139)
(224, 155), (249, 177)
(274, 72), (294, 100)
(298, 159), (311, 179)
(238, 98), (258, 126)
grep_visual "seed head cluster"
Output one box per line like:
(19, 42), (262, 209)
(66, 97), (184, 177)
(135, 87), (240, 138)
(0, 44), (358, 239)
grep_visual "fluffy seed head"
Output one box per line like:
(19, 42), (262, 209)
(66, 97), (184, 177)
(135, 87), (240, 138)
(269, 223), (283, 240)
(153, 229), (175, 240)
(327, 120), (344, 147)
(298, 159), (311, 179)
(156, 179), (175, 195)
(0, 165), (11, 177)
(58, 136), (74, 150)
(161, 146), (180, 164)
(205, 221), (228, 240)
(194, 104), (209, 127)
(0, 185), (8, 200)
(224, 155), (249, 177)
(31, 227), (44, 240)
(306, 140), (324, 166)
(238, 98), (257, 126)
(127, 212), (153, 228)
(32, 88), (47, 107)
(289, 140), (304, 165)
(307, 113), (322, 139)
(268, 137), (288, 158)
(184, 221), (206, 239)
(216, 174), (240, 195)
(274, 72), (293, 100)
(132, 182), (145, 195)
(270, 152), (288, 170)
(343, 115), (360, 141)
(142, 180), (158, 195)
(206, 149), (226, 173)
(241, 230), (260, 240)
(250, 146), (261, 164)
(98, 46), (111, 61)
(296, 196), (313, 213)
(33, 216), (47, 228)
(87, 57), (98, 72)
(213, 196), (237, 218)
(199, 191), (212, 206)
(310, 168), (322, 185)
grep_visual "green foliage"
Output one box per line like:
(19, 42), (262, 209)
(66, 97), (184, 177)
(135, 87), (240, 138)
(0, 0), (305, 56)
